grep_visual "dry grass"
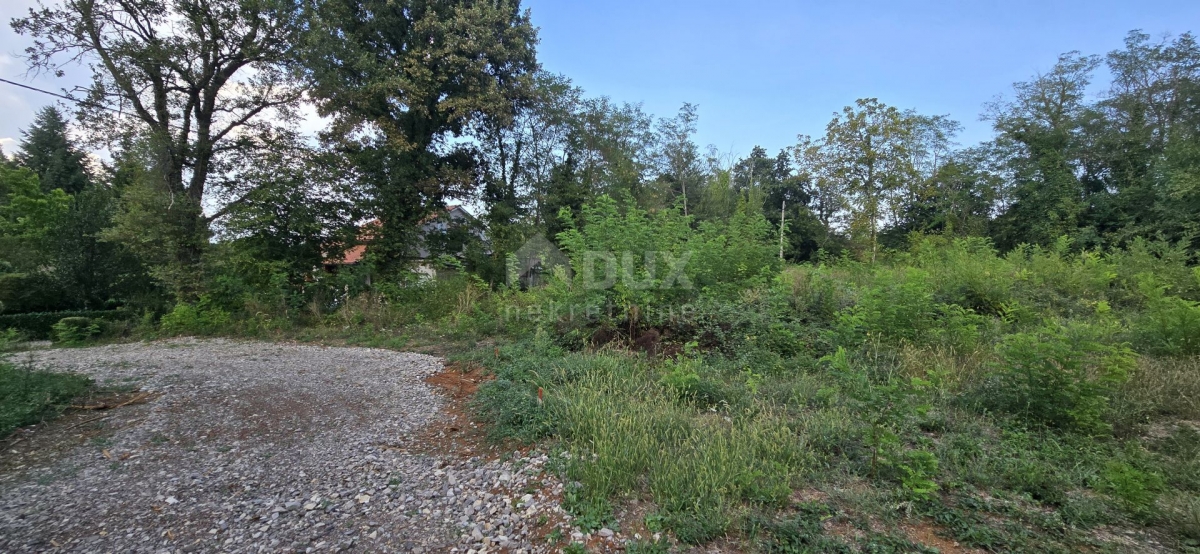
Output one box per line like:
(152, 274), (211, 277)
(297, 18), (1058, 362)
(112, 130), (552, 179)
(1162, 493), (1200, 542)
(335, 292), (404, 328)
(1112, 356), (1200, 425)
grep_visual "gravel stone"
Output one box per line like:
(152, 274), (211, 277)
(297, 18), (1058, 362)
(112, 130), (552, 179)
(0, 339), (591, 553)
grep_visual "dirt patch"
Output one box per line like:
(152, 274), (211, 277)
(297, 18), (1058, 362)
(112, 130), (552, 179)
(425, 361), (491, 399)
(401, 362), (502, 459)
(611, 497), (661, 544)
(903, 520), (985, 554)
(823, 518), (866, 542)
(791, 488), (831, 505)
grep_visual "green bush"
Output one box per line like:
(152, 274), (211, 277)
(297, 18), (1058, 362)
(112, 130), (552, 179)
(51, 316), (100, 345)
(1108, 238), (1200, 304)
(988, 321), (1136, 434)
(834, 267), (985, 352)
(911, 235), (1015, 315)
(1130, 274), (1200, 356)
(1010, 237), (1116, 312)
(0, 329), (22, 352)
(783, 264), (854, 324)
(160, 297), (233, 336)
(1098, 460), (1164, 522)
(471, 378), (552, 442)
(551, 195), (780, 331)
(657, 344), (734, 409)
(0, 272), (70, 314)
(672, 289), (802, 355)
(0, 310), (132, 339)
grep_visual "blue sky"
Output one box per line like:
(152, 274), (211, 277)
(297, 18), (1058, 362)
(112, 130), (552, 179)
(1, 0), (1197, 159)
(525, 0), (1200, 155)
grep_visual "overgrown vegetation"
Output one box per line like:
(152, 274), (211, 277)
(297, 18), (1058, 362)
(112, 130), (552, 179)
(2, 3), (1199, 550)
(440, 233), (1200, 551)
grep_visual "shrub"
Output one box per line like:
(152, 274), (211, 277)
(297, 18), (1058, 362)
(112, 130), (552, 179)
(834, 267), (984, 352)
(552, 195), (779, 334)
(378, 273), (481, 323)
(1130, 274), (1200, 356)
(50, 316), (100, 345)
(1010, 237), (1116, 311)
(898, 449), (941, 499)
(1098, 460), (1164, 522)
(160, 297), (233, 336)
(0, 272), (70, 314)
(0, 310), (132, 339)
(988, 321), (1136, 434)
(782, 264), (854, 324)
(671, 289), (801, 355)
(911, 235), (1015, 315)
(1108, 238), (1199, 304)
(0, 329), (22, 352)
(471, 378), (551, 442)
(835, 268), (936, 346)
(657, 344), (734, 409)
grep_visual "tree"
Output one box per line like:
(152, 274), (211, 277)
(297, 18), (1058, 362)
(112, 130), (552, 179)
(16, 106), (91, 195)
(794, 134), (847, 238)
(48, 184), (150, 310)
(1091, 31), (1200, 249)
(986, 53), (1099, 249)
(13, 0), (307, 288)
(805, 99), (920, 260)
(569, 97), (657, 206)
(888, 153), (998, 240)
(655, 103), (702, 215)
(1, 109), (149, 312)
(476, 72), (581, 231)
(756, 150), (828, 261)
(300, 0), (538, 270)
(732, 146), (784, 192)
(473, 71), (581, 282)
(0, 165), (69, 245)
(213, 142), (360, 314)
(0, 165), (72, 312)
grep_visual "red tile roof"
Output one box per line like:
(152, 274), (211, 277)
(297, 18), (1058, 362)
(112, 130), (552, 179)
(329, 205), (472, 265)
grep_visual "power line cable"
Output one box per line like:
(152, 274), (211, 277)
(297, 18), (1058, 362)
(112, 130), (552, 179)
(1, 77), (118, 113)
(0, 76), (193, 135)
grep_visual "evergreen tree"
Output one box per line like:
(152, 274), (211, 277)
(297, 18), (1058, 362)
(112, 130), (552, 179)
(16, 106), (90, 195)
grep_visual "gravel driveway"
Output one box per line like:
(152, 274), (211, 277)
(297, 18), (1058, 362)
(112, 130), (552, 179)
(0, 339), (576, 554)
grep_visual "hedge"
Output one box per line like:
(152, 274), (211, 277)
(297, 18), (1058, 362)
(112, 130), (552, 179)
(0, 310), (134, 340)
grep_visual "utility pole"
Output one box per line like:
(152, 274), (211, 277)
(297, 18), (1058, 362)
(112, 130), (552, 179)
(779, 198), (786, 260)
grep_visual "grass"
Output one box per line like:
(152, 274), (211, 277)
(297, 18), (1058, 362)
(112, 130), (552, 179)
(455, 325), (1200, 551)
(1112, 356), (1200, 429)
(0, 358), (92, 438)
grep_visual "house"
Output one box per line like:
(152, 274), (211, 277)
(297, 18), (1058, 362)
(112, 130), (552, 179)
(509, 233), (570, 289)
(328, 205), (483, 279)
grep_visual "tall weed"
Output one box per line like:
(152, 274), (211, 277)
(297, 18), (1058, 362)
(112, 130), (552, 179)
(987, 320), (1136, 434)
